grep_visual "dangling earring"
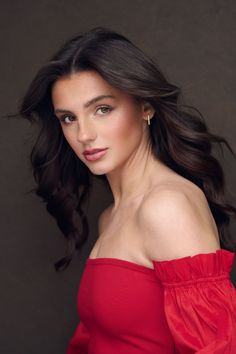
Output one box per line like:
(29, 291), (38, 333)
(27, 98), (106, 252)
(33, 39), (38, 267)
(147, 114), (150, 125)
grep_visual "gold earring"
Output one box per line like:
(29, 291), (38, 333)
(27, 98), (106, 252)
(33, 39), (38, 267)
(147, 114), (150, 125)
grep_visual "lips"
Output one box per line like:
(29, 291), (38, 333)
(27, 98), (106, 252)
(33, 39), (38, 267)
(83, 148), (107, 155)
(83, 148), (108, 161)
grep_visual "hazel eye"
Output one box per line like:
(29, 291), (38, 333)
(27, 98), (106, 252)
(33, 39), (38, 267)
(96, 106), (112, 115)
(60, 115), (75, 125)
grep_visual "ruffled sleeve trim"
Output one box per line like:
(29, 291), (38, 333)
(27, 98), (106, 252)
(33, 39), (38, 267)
(152, 248), (235, 287)
(152, 249), (236, 352)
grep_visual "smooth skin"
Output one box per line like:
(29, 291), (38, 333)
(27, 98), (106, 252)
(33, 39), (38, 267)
(52, 70), (220, 269)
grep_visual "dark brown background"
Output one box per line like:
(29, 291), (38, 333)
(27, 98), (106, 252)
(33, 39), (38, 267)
(1, 1), (236, 353)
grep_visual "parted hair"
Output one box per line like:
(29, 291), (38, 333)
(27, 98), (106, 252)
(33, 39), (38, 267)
(17, 27), (236, 271)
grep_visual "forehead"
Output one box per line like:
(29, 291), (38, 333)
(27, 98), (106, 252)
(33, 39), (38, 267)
(51, 70), (138, 109)
(52, 70), (111, 92)
(52, 71), (115, 103)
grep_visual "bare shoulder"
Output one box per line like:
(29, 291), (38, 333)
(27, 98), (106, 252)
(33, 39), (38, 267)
(138, 180), (221, 261)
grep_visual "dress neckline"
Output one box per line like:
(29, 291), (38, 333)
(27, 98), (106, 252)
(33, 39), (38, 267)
(86, 249), (235, 275)
(86, 257), (155, 274)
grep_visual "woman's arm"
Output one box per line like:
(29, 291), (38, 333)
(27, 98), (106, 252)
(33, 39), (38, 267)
(139, 187), (236, 352)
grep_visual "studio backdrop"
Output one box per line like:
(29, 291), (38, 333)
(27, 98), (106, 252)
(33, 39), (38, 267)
(1, 1), (236, 353)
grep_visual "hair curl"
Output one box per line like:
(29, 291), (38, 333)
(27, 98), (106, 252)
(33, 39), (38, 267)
(14, 26), (236, 271)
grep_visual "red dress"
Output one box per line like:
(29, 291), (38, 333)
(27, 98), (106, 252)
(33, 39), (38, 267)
(66, 248), (236, 353)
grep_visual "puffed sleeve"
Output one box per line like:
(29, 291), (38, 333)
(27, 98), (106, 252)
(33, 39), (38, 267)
(66, 320), (90, 354)
(153, 248), (236, 353)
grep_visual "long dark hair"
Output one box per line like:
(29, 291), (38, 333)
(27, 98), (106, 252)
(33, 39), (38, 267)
(16, 26), (236, 271)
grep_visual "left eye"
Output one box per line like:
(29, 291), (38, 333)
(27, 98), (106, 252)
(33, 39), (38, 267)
(96, 106), (112, 115)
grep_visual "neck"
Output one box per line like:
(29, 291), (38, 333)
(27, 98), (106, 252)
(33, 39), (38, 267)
(105, 144), (167, 211)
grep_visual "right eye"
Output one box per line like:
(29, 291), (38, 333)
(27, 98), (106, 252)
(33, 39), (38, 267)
(59, 115), (75, 125)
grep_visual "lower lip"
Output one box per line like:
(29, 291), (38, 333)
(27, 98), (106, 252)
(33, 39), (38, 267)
(84, 149), (108, 161)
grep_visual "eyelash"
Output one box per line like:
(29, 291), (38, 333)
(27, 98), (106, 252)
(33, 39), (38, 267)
(59, 105), (113, 125)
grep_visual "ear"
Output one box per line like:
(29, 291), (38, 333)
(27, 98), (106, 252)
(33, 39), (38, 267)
(140, 100), (155, 123)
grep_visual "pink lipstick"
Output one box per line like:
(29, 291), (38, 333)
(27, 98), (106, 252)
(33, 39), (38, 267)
(83, 148), (108, 161)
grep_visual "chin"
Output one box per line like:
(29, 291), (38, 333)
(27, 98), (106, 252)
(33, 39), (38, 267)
(86, 165), (109, 176)
(90, 169), (107, 176)
(87, 162), (116, 176)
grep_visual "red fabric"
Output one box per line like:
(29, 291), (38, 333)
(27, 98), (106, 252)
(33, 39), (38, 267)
(66, 249), (236, 354)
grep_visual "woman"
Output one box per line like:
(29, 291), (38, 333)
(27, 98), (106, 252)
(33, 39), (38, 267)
(19, 27), (236, 353)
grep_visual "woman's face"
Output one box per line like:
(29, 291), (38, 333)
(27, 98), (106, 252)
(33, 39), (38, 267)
(51, 70), (152, 176)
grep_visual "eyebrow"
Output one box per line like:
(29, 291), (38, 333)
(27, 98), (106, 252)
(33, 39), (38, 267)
(54, 94), (116, 114)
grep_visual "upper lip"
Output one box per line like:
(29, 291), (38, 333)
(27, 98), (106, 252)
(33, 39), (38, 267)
(83, 148), (108, 155)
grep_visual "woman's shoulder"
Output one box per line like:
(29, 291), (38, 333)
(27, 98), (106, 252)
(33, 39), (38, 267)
(141, 175), (206, 215)
(137, 176), (221, 261)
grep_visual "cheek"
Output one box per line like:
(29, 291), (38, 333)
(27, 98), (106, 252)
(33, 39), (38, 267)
(103, 109), (142, 144)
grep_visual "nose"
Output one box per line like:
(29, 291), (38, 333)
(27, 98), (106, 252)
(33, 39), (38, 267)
(76, 119), (97, 143)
